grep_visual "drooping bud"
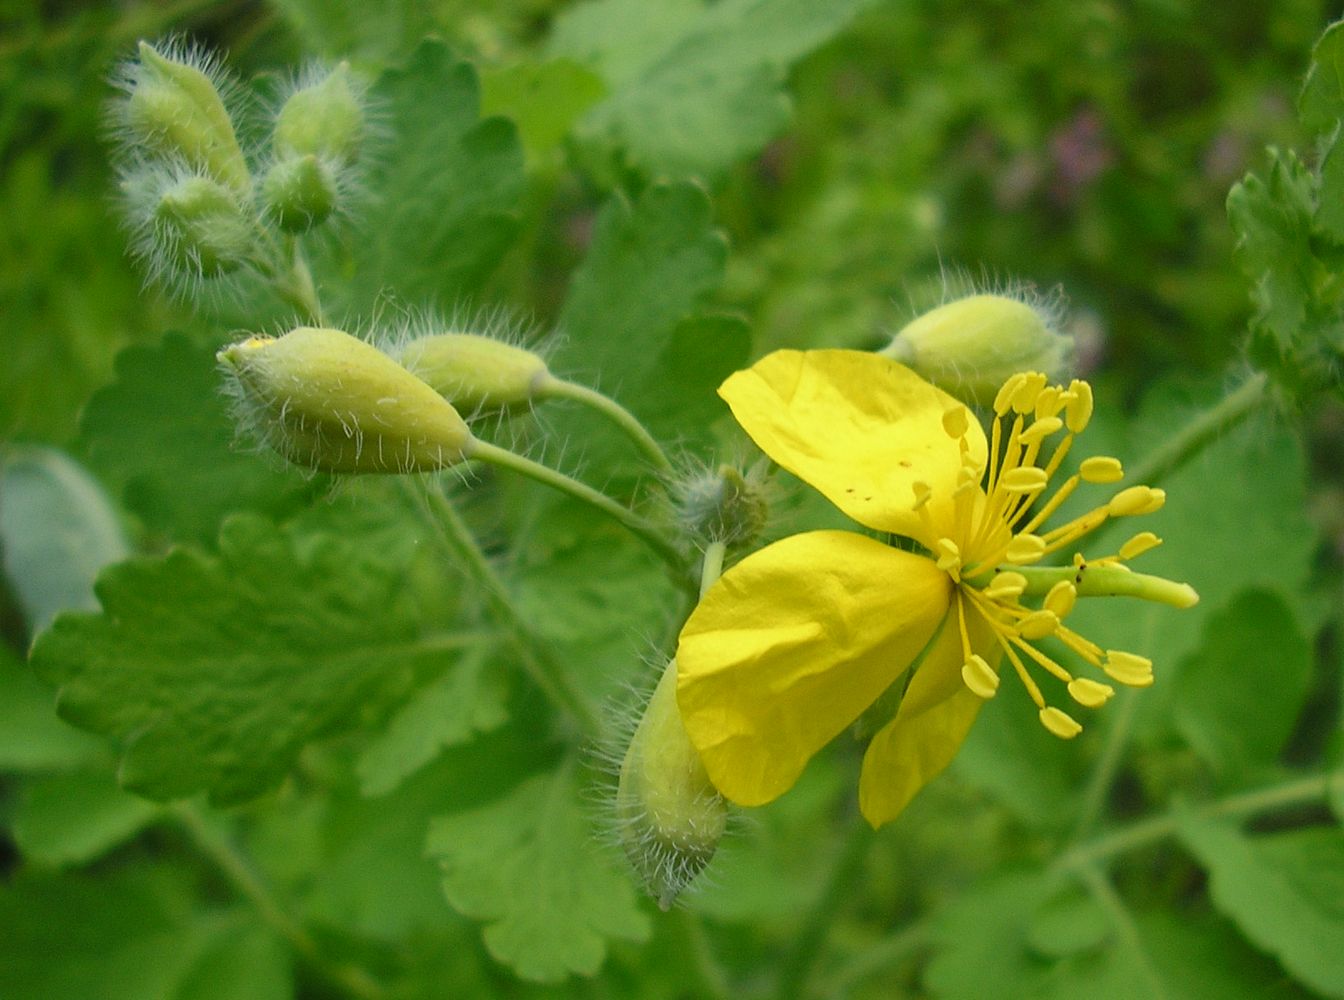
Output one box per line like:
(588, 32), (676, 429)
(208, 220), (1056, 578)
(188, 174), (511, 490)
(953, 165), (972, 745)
(395, 332), (552, 415)
(119, 41), (250, 193)
(150, 172), (254, 277)
(217, 327), (474, 474)
(261, 154), (337, 232)
(672, 463), (769, 549)
(881, 294), (1073, 405)
(273, 63), (365, 165)
(616, 659), (727, 909)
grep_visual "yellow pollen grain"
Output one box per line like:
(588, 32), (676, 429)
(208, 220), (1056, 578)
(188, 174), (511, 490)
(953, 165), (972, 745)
(1044, 580), (1077, 618)
(961, 654), (1000, 699)
(1119, 531), (1162, 560)
(1005, 533), (1046, 564)
(1104, 650), (1154, 687)
(1039, 706), (1084, 739)
(1065, 380), (1093, 433)
(1068, 677), (1115, 708)
(1080, 456), (1124, 484)
(1017, 609), (1059, 640)
(984, 571), (1027, 599)
(1108, 486), (1159, 517)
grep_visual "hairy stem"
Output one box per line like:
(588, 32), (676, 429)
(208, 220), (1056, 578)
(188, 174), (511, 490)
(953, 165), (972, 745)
(539, 377), (674, 473)
(469, 440), (692, 590)
(173, 804), (386, 1000)
(413, 480), (603, 737)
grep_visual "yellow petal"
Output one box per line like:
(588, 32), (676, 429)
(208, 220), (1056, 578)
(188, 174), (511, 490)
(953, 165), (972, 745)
(718, 350), (986, 546)
(676, 530), (952, 808)
(858, 602), (999, 827)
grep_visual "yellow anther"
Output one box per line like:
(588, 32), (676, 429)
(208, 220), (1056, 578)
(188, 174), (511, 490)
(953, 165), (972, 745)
(955, 462), (981, 494)
(1034, 386), (1063, 419)
(1067, 678), (1115, 708)
(935, 538), (962, 575)
(942, 406), (970, 440)
(911, 481), (932, 510)
(1044, 580), (1077, 618)
(1012, 372), (1049, 413)
(984, 571), (1027, 599)
(1018, 609), (1059, 640)
(1103, 650), (1154, 687)
(961, 655), (1000, 699)
(1021, 415), (1064, 446)
(1005, 533), (1046, 564)
(1108, 485), (1160, 517)
(1001, 467), (1049, 494)
(1079, 456), (1124, 484)
(1039, 706), (1083, 739)
(1118, 531), (1162, 560)
(994, 373), (1028, 415)
(1065, 379), (1093, 433)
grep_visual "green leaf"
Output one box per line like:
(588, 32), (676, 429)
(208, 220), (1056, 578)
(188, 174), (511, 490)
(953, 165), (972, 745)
(426, 763), (651, 982)
(550, 0), (880, 176)
(340, 42), (525, 311)
(1179, 814), (1344, 998)
(1025, 885), (1111, 959)
(356, 644), (509, 797)
(481, 59), (607, 160)
(31, 510), (472, 805)
(1174, 589), (1312, 780)
(12, 768), (161, 866)
(268, 0), (432, 62)
(0, 643), (101, 772)
(0, 447), (129, 633)
(1299, 20), (1344, 134)
(77, 335), (314, 544)
(171, 921), (291, 1000)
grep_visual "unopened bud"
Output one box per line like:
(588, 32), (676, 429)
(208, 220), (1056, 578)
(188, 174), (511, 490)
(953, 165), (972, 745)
(273, 63), (364, 164)
(121, 41), (250, 193)
(262, 154), (337, 232)
(217, 327), (474, 474)
(882, 294), (1073, 405)
(674, 464), (769, 548)
(153, 173), (254, 276)
(395, 333), (551, 414)
(616, 659), (727, 909)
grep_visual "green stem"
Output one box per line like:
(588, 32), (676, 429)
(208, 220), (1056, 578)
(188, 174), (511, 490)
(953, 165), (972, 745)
(1057, 771), (1343, 872)
(1076, 865), (1169, 1000)
(539, 377), (674, 473)
(775, 820), (876, 1000)
(699, 540), (727, 597)
(672, 909), (733, 1000)
(413, 481), (602, 737)
(173, 804), (386, 1000)
(1122, 370), (1269, 488)
(469, 440), (691, 588)
(1014, 564), (1198, 608)
(279, 235), (325, 326)
(1070, 687), (1141, 843)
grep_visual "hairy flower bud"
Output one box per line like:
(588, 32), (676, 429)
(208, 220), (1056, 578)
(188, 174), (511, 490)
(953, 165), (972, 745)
(616, 659), (727, 909)
(395, 332), (552, 414)
(150, 172), (254, 276)
(262, 154), (337, 232)
(673, 463), (769, 549)
(217, 327), (474, 474)
(120, 41), (250, 193)
(273, 63), (365, 164)
(882, 294), (1073, 405)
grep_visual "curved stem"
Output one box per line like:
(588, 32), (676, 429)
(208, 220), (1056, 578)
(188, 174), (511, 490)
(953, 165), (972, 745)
(1057, 770), (1343, 872)
(173, 804), (386, 1000)
(1122, 371), (1269, 488)
(539, 377), (674, 472)
(469, 440), (691, 589)
(412, 481), (602, 737)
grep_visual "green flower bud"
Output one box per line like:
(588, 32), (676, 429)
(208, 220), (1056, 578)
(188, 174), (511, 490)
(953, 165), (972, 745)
(273, 63), (364, 164)
(674, 463), (769, 549)
(217, 327), (474, 474)
(153, 173), (254, 276)
(262, 154), (336, 233)
(882, 294), (1073, 405)
(122, 41), (250, 193)
(616, 659), (727, 909)
(396, 333), (551, 415)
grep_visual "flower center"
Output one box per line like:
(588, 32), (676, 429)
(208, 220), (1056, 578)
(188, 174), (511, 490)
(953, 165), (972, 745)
(911, 371), (1191, 740)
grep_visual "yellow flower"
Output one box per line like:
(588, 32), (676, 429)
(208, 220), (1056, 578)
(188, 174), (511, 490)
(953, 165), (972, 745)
(675, 350), (1198, 827)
